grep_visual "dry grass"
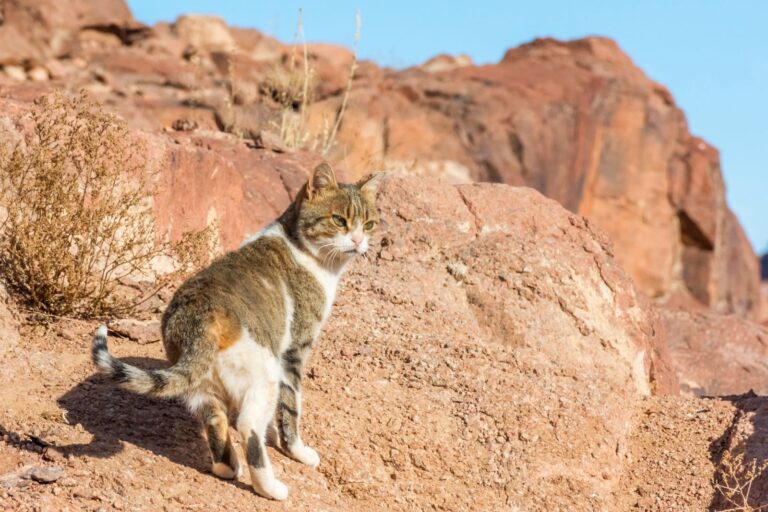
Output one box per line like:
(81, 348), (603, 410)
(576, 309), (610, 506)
(715, 451), (768, 512)
(0, 91), (215, 318)
(262, 9), (360, 155)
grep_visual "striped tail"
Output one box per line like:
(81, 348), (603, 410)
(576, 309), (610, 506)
(91, 325), (206, 397)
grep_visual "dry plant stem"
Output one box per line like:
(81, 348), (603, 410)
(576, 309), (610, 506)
(298, 8), (310, 131)
(263, 10), (359, 154)
(714, 451), (768, 512)
(323, 9), (361, 156)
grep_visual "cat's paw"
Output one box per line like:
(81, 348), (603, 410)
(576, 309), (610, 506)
(291, 444), (320, 467)
(255, 479), (288, 501)
(212, 462), (239, 480)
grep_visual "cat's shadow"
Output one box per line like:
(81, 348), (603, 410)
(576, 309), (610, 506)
(56, 357), (249, 491)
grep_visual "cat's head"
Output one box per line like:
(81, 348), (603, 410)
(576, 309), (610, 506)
(296, 163), (383, 268)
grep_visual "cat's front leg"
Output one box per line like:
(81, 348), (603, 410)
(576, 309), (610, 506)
(277, 346), (320, 467)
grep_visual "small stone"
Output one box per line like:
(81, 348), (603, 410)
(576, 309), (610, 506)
(250, 130), (289, 153)
(3, 65), (26, 81)
(73, 487), (95, 499)
(59, 477), (78, 487)
(25, 466), (64, 484)
(27, 66), (49, 82)
(110, 319), (161, 343)
(43, 59), (68, 79)
(43, 447), (66, 463)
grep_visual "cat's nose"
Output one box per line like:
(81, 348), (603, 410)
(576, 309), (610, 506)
(351, 233), (364, 246)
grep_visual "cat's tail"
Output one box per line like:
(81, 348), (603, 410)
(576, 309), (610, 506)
(91, 325), (208, 398)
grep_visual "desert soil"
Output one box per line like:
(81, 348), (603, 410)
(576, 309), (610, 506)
(0, 302), (761, 511)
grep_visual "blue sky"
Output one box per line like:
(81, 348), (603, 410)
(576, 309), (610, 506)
(128, 1), (767, 254)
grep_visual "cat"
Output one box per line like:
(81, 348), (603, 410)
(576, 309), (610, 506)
(91, 163), (383, 501)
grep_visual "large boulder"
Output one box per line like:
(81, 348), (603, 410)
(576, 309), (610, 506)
(306, 175), (677, 509)
(0, 0), (136, 65)
(661, 307), (768, 396)
(309, 37), (763, 322)
(145, 131), (325, 249)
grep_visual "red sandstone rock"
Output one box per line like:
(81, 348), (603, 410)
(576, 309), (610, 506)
(0, 0), (136, 65)
(309, 37), (763, 321)
(661, 306), (768, 396)
(172, 15), (236, 54)
(420, 53), (473, 73)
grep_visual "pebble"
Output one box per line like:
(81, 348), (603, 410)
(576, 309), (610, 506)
(25, 466), (64, 484)
(27, 66), (49, 82)
(2, 65), (26, 81)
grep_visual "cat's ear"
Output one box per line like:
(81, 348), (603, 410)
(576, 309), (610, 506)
(357, 172), (384, 196)
(307, 163), (338, 199)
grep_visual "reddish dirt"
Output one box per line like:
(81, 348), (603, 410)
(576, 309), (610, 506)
(618, 395), (738, 510)
(1, 316), (763, 511)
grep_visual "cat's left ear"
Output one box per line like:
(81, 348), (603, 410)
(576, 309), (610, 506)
(356, 172), (385, 196)
(307, 163), (338, 199)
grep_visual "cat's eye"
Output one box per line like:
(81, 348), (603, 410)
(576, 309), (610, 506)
(364, 220), (376, 231)
(332, 215), (347, 228)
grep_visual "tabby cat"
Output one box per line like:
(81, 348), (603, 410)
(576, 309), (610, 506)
(91, 163), (382, 500)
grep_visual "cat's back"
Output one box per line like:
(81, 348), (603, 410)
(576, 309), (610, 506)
(161, 229), (327, 357)
(165, 233), (293, 317)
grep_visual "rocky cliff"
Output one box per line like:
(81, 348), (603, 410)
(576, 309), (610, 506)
(310, 37), (763, 323)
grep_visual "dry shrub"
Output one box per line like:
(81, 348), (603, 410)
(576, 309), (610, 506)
(261, 9), (360, 155)
(715, 451), (768, 512)
(261, 56), (316, 111)
(169, 219), (220, 281)
(0, 91), (216, 318)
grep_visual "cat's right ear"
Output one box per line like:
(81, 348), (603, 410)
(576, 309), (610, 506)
(306, 163), (338, 199)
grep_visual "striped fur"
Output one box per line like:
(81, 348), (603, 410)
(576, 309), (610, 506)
(91, 325), (213, 397)
(89, 164), (383, 501)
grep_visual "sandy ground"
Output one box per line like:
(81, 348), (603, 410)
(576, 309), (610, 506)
(0, 302), (764, 511)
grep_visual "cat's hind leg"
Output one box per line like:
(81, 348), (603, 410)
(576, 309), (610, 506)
(192, 395), (241, 480)
(236, 384), (287, 501)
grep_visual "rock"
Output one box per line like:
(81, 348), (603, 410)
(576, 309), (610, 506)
(316, 176), (678, 509)
(420, 53), (473, 73)
(763, 282), (768, 325)
(762, 253), (768, 280)
(2, 65), (26, 81)
(229, 27), (284, 62)
(761, 254), (768, 323)
(0, 0), (134, 65)
(304, 43), (356, 98)
(661, 306), (768, 395)
(0, 473), (31, 489)
(251, 130), (289, 153)
(173, 15), (236, 53)
(309, 36), (762, 321)
(145, 132), (326, 250)
(42, 59), (69, 79)
(22, 466), (64, 484)
(110, 319), (161, 344)
(27, 66), (49, 82)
